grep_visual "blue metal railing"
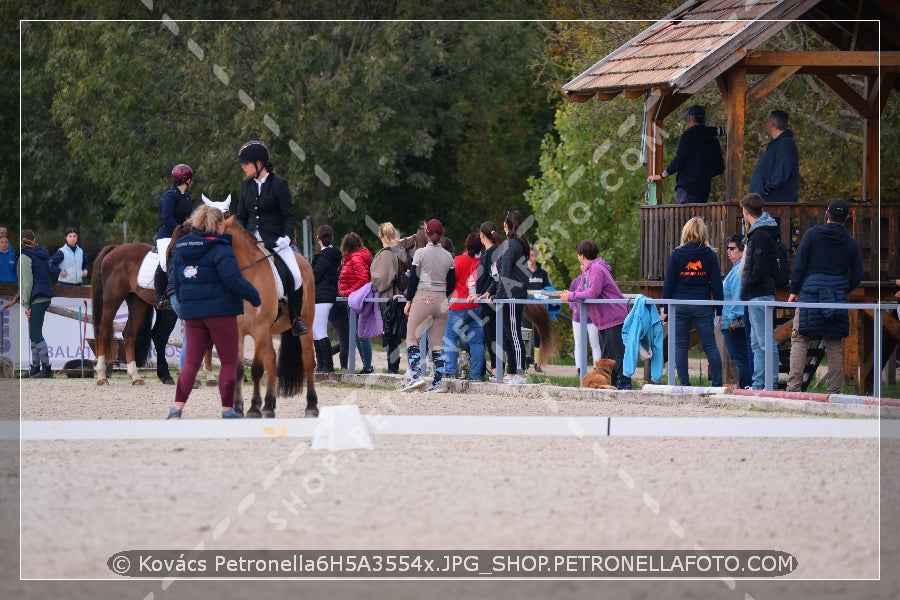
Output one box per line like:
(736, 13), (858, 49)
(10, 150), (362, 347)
(335, 295), (898, 397)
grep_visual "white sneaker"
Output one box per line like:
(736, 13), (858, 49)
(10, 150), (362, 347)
(503, 374), (529, 385)
(400, 377), (426, 392)
(424, 383), (447, 393)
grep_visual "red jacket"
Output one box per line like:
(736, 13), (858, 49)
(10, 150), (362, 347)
(338, 247), (372, 297)
(450, 253), (480, 311)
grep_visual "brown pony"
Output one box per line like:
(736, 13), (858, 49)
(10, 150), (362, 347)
(523, 304), (557, 368)
(91, 244), (180, 385)
(223, 216), (318, 418)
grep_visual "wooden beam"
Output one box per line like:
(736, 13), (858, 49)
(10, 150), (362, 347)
(746, 65), (802, 110)
(568, 92), (595, 103)
(862, 74), (879, 202)
(817, 74), (868, 117)
(724, 64), (746, 203)
(745, 51), (900, 68)
(623, 88), (647, 99)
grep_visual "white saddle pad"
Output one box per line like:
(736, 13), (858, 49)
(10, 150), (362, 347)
(137, 250), (159, 289)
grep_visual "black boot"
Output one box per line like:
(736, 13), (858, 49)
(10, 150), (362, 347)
(386, 344), (401, 374)
(315, 339), (334, 373)
(33, 364), (52, 379)
(154, 266), (171, 310)
(25, 364), (40, 378)
(288, 287), (308, 336)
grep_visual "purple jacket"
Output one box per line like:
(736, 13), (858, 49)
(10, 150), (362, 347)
(567, 257), (628, 331)
(348, 282), (383, 339)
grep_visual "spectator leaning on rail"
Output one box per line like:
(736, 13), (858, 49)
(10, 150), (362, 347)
(749, 110), (799, 203)
(48, 227), (89, 286)
(443, 232), (486, 381)
(559, 239), (630, 389)
(399, 219), (455, 393)
(786, 199), (863, 394)
(740, 192), (781, 389)
(646, 104), (725, 204)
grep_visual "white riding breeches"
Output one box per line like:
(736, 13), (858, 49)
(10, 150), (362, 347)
(156, 238), (171, 272)
(276, 244), (302, 291)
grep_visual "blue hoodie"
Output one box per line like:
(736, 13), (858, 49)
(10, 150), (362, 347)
(171, 229), (261, 320)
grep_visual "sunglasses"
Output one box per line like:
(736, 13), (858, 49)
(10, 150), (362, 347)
(726, 246), (739, 251)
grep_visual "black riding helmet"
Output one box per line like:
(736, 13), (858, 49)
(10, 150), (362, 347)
(235, 140), (273, 179)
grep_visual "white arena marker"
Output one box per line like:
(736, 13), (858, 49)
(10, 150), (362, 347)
(311, 405), (373, 451)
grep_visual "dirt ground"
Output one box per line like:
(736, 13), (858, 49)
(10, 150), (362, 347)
(2, 357), (898, 599)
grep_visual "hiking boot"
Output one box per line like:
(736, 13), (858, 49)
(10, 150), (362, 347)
(221, 408), (243, 419)
(32, 364), (52, 379)
(166, 407), (183, 419)
(400, 377), (426, 392)
(359, 366), (374, 375)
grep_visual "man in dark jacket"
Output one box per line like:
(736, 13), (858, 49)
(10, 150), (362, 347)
(749, 110), (799, 203)
(786, 199), (863, 393)
(647, 105), (724, 204)
(740, 192), (781, 389)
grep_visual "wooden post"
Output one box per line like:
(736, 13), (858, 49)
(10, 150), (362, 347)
(862, 75), (879, 202)
(723, 64), (746, 203)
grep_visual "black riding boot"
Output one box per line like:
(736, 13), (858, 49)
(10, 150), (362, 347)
(314, 338), (334, 373)
(154, 266), (170, 310)
(288, 287), (309, 336)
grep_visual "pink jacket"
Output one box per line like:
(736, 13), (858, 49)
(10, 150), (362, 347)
(567, 257), (628, 331)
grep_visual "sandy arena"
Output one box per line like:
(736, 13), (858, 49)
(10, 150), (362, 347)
(2, 361), (898, 599)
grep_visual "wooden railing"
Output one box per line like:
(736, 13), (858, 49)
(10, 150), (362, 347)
(639, 202), (900, 283)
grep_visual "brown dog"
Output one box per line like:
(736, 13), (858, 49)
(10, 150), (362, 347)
(581, 358), (618, 389)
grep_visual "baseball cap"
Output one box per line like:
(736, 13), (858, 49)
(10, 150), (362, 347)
(425, 219), (443, 235)
(686, 105), (705, 120)
(827, 198), (850, 221)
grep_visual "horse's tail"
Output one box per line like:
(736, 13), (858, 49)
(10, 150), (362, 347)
(134, 306), (154, 367)
(523, 303), (557, 366)
(91, 245), (118, 354)
(277, 331), (305, 397)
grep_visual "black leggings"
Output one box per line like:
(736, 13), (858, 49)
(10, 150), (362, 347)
(500, 301), (526, 375)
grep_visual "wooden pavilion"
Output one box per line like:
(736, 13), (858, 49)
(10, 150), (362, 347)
(562, 0), (900, 392)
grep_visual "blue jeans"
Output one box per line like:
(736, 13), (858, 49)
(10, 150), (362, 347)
(722, 327), (752, 389)
(442, 308), (485, 380)
(746, 297), (779, 389)
(674, 304), (722, 386)
(347, 305), (372, 370)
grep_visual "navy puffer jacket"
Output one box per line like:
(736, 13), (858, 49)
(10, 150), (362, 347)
(171, 229), (261, 320)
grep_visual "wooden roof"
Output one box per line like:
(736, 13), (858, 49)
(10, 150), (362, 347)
(562, 0), (899, 101)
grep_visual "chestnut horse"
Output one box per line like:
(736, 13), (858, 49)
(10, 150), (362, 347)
(223, 216), (318, 418)
(90, 243), (180, 385)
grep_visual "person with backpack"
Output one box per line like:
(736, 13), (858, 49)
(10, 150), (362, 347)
(786, 199), (863, 393)
(370, 222), (408, 374)
(740, 192), (781, 390)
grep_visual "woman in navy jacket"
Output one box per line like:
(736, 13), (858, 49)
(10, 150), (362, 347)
(661, 216), (724, 387)
(167, 205), (261, 419)
(311, 224), (342, 373)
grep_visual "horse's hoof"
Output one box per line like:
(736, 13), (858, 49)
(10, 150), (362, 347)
(247, 408), (262, 418)
(261, 410), (275, 419)
(304, 407), (319, 418)
(160, 378), (175, 386)
(132, 379), (145, 386)
(97, 379), (109, 387)
(206, 380), (218, 387)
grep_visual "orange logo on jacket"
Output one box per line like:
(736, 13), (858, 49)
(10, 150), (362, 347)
(680, 260), (707, 277)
